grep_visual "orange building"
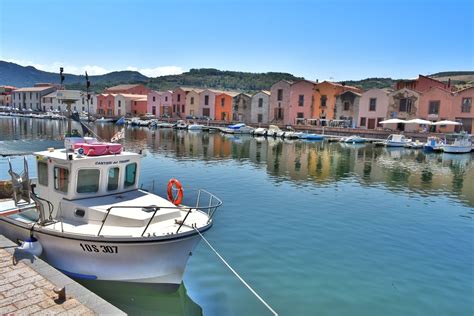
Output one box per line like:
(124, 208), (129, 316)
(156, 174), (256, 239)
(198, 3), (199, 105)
(215, 92), (238, 121)
(312, 81), (362, 120)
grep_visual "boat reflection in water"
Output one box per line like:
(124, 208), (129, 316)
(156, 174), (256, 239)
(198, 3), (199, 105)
(76, 280), (202, 316)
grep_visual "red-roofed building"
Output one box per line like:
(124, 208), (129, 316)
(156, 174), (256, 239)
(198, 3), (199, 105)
(395, 75), (450, 93)
(104, 84), (150, 95)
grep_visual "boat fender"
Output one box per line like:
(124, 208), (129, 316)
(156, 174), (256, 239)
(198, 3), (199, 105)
(18, 236), (43, 257)
(167, 178), (184, 205)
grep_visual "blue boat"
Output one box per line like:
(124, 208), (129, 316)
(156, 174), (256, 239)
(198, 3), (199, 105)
(299, 133), (324, 140)
(116, 116), (125, 125)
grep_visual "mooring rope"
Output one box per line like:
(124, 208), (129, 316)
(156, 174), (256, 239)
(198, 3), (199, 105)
(194, 228), (278, 316)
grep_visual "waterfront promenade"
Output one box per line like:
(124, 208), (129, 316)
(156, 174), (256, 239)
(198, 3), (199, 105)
(0, 235), (124, 315)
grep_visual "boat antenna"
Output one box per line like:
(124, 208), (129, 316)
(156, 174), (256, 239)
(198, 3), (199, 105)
(85, 71), (91, 122)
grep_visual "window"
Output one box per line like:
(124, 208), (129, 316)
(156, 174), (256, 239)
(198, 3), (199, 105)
(107, 109), (113, 116)
(297, 112), (304, 118)
(399, 98), (412, 112)
(428, 101), (440, 115)
(54, 167), (69, 193)
(82, 107), (85, 111)
(360, 117), (367, 127)
(203, 108), (210, 117)
(165, 96), (168, 102)
(173, 104), (176, 112)
(153, 96), (156, 102)
(462, 97), (472, 113)
(191, 97), (194, 105)
(82, 98), (84, 105)
(298, 95), (304, 106)
(108, 167), (119, 191)
(177, 94), (181, 102)
(124, 163), (137, 187)
(38, 161), (48, 186)
(90, 98), (93, 105)
(205, 95), (209, 106)
(258, 114), (263, 123)
(77, 169), (100, 193)
(343, 101), (350, 111)
(258, 98), (263, 108)
(152, 106), (156, 115)
(118, 100), (121, 107)
(369, 98), (376, 111)
(221, 98), (225, 106)
(277, 89), (283, 101)
(321, 95), (327, 107)
(182, 105), (185, 113)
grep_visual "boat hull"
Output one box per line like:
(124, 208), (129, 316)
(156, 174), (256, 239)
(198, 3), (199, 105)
(0, 218), (206, 285)
(386, 141), (406, 147)
(443, 146), (472, 154)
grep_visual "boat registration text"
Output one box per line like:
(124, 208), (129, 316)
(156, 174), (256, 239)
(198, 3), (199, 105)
(80, 243), (118, 254)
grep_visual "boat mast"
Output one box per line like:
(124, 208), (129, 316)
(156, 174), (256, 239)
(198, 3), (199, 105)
(85, 71), (91, 122)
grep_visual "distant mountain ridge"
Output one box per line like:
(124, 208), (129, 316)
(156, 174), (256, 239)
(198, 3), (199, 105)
(1, 60), (472, 93)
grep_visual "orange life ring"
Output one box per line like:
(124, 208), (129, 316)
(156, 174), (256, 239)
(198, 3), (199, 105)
(167, 178), (183, 205)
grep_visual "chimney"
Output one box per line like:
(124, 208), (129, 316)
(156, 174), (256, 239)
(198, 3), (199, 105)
(448, 78), (451, 88)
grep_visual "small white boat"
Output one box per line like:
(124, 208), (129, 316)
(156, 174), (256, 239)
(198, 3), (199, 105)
(266, 125), (282, 138)
(340, 135), (365, 144)
(253, 127), (267, 136)
(442, 133), (472, 154)
(156, 122), (174, 128)
(423, 136), (445, 152)
(221, 123), (255, 134)
(384, 134), (411, 147)
(404, 140), (424, 149)
(174, 120), (188, 130)
(187, 122), (204, 131)
(96, 117), (115, 123)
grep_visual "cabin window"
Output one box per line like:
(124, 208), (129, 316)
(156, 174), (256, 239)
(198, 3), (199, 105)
(77, 169), (100, 193)
(38, 161), (48, 186)
(108, 167), (120, 191)
(54, 167), (69, 193)
(124, 163), (137, 187)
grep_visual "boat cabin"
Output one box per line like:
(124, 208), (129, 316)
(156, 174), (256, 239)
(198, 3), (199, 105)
(34, 141), (140, 217)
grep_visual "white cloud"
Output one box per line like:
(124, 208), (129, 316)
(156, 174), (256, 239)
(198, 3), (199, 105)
(3, 58), (184, 77)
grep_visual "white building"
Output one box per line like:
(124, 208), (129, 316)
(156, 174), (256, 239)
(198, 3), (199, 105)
(42, 91), (97, 114)
(250, 90), (271, 124)
(11, 85), (59, 111)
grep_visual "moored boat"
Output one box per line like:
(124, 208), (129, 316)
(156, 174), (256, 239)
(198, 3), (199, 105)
(442, 133), (472, 154)
(384, 134), (411, 147)
(340, 135), (365, 144)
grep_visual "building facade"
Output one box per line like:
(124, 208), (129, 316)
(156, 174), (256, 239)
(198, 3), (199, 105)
(312, 81), (362, 121)
(288, 80), (315, 125)
(42, 91), (97, 114)
(395, 75), (449, 92)
(358, 88), (390, 129)
(334, 91), (361, 128)
(215, 92), (234, 122)
(451, 86), (473, 133)
(387, 88), (420, 131)
(199, 89), (218, 119)
(418, 87), (453, 132)
(250, 90), (270, 124)
(160, 91), (173, 117)
(173, 87), (192, 118)
(147, 91), (162, 117)
(11, 85), (58, 111)
(185, 89), (203, 118)
(270, 80), (292, 124)
(232, 93), (252, 122)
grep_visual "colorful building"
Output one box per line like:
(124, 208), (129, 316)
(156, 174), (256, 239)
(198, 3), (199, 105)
(0, 86), (16, 108)
(173, 87), (194, 118)
(395, 75), (450, 92)
(42, 91), (97, 114)
(387, 88), (420, 131)
(312, 81), (362, 122)
(147, 91), (162, 117)
(11, 84), (58, 111)
(334, 91), (361, 128)
(270, 80), (292, 124)
(358, 88), (391, 129)
(232, 93), (252, 122)
(160, 91), (173, 117)
(451, 86), (473, 133)
(288, 80), (316, 125)
(199, 89), (218, 119)
(418, 86), (453, 132)
(215, 92), (239, 122)
(250, 90), (270, 124)
(185, 89), (203, 118)
(97, 94), (116, 116)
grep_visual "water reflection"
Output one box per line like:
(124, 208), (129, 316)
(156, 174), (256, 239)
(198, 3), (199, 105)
(76, 281), (202, 316)
(1, 117), (473, 207)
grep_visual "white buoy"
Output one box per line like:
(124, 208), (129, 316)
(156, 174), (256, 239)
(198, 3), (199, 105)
(18, 236), (43, 257)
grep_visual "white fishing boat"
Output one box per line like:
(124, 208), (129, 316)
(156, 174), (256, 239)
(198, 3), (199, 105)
(340, 135), (365, 144)
(96, 117), (115, 123)
(253, 127), (267, 136)
(423, 136), (445, 152)
(173, 120), (188, 130)
(266, 125), (283, 138)
(404, 140), (424, 149)
(0, 101), (222, 287)
(384, 134), (411, 147)
(220, 123), (255, 134)
(187, 122), (204, 131)
(442, 133), (472, 154)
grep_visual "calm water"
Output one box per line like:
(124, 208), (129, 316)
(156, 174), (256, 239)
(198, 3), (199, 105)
(1, 117), (473, 316)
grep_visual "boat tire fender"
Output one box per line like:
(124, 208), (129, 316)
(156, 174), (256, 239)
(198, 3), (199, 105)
(167, 178), (184, 205)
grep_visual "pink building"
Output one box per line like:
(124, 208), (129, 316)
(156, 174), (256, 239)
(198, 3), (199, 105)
(288, 80), (315, 125)
(358, 88), (391, 129)
(418, 87), (453, 132)
(147, 91), (161, 117)
(451, 86), (473, 133)
(396, 75), (450, 93)
(104, 84), (151, 95)
(172, 87), (193, 118)
(270, 80), (292, 124)
(199, 89), (218, 119)
(160, 91), (173, 117)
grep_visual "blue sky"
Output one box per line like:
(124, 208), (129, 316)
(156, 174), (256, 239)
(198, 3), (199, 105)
(0, 0), (473, 80)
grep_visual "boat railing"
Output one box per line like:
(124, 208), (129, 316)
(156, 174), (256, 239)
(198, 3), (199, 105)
(96, 189), (222, 237)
